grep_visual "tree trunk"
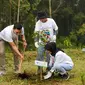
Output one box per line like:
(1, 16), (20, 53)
(9, 0), (11, 24)
(17, 0), (20, 22)
(49, 0), (52, 17)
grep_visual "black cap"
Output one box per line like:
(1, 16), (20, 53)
(37, 11), (47, 19)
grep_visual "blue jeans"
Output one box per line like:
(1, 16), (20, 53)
(52, 63), (73, 74)
(36, 44), (50, 63)
(36, 44), (45, 61)
(36, 44), (50, 73)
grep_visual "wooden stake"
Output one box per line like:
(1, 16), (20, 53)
(40, 67), (43, 80)
(18, 48), (25, 73)
(18, 58), (23, 73)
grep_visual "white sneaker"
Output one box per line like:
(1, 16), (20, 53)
(44, 71), (52, 79)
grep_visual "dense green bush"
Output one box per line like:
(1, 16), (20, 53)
(57, 36), (72, 48)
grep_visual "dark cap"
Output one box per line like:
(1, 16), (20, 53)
(37, 11), (47, 19)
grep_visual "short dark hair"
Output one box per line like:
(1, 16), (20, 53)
(37, 11), (47, 19)
(13, 23), (22, 30)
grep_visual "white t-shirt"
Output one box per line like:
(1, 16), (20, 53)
(0, 25), (24, 42)
(34, 18), (58, 42)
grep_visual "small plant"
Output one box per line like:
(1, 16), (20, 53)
(63, 37), (72, 47)
(33, 30), (51, 45)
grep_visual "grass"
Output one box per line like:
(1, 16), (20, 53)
(0, 49), (85, 85)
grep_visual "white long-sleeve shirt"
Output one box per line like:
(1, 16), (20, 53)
(34, 18), (58, 42)
(50, 51), (74, 72)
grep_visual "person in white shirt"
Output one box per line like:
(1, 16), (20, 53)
(44, 42), (74, 80)
(0, 23), (27, 76)
(34, 11), (58, 74)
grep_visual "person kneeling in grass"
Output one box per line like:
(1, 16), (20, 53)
(44, 42), (74, 80)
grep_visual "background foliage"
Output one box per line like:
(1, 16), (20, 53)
(0, 0), (85, 50)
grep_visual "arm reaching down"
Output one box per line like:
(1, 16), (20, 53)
(9, 42), (24, 60)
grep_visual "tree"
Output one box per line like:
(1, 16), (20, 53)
(17, 0), (20, 22)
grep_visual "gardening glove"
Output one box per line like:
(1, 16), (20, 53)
(53, 35), (56, 42)
(35, 42), (39, 48)
(44, 71), (52, 79)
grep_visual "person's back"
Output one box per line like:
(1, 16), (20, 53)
(0, 25), (13, 42)
(55, 51), (74, 65)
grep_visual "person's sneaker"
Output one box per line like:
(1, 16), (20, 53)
(58, 73), (70, 80)
(61, 73), (70, 80)
(58, 73), (63, 77)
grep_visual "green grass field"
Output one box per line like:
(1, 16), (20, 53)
(0, 49), (85, 85)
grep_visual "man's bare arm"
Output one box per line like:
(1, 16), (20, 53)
(9, 42), (24, 59)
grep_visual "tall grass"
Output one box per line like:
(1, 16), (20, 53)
(0, 49), (85, 85)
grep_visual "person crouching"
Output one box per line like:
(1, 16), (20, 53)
(44, 42), (74, 80)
